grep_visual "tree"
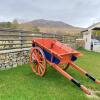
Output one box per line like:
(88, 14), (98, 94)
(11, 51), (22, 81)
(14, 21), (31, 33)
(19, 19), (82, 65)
(92, 30), (100, 40)
(11, 19), (19, 29)
(92, 30), (100, 35)
(0, 22), (12, 28)
(32, 26), (40, 32)
(6, 22), (12, 28)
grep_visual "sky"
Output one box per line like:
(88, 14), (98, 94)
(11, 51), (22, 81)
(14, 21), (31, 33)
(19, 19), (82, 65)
(0, 0), (100, 28)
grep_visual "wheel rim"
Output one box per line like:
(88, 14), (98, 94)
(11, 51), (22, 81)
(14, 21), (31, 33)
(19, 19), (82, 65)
(30, 47), (46, 77)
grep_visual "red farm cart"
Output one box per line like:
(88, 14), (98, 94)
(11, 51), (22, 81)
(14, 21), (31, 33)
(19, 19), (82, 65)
(30, 38), (100, 95)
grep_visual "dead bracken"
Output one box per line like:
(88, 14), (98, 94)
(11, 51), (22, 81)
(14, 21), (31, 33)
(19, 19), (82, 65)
(86, 90), (100, 99)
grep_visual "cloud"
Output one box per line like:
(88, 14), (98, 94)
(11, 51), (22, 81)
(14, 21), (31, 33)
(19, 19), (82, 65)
(0, 0), (100, 27)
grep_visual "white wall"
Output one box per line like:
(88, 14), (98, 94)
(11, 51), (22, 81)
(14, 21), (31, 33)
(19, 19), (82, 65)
(83, 22), (100, 52)
(93, 45), (100, 52)
(83, 31), (91, 50)
(92, 40), (100, 52)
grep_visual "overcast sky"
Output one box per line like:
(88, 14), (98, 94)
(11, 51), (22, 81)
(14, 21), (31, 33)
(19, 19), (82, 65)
(0, 0), (100, 28)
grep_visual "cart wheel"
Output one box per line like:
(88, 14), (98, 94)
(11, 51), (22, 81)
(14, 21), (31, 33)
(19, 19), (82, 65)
(59, 63), (70, 70)
(30, 47), (46, 77)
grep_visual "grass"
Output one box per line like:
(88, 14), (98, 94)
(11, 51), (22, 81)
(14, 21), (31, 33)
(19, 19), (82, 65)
(0, 50), (100, 100)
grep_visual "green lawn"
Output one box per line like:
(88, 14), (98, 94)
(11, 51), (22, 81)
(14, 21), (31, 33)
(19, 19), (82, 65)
(0, 50), (100, 100)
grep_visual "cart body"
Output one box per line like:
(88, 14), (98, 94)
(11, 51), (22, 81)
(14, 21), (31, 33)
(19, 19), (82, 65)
(32, 38), (81, 64)
(30, 38), (100, 95)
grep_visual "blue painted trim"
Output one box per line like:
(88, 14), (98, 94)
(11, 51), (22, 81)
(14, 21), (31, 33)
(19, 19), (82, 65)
(32, 45), (77, 63)
(43, 49), (60, 64)
(71, 56), (77, 61)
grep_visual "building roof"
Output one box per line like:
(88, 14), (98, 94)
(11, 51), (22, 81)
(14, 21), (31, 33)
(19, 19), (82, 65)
(92, 27), (100, 30)
(81, 22), (100, 33)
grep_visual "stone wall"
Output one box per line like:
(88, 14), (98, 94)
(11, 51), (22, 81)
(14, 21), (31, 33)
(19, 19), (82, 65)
(0, 49), (30, 70)
(76, 39), (85, 48)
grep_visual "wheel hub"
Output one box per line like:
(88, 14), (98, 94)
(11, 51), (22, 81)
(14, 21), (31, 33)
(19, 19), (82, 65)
(33, 60), (38, 64)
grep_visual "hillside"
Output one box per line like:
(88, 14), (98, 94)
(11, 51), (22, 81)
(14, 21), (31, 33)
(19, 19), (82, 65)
(20, 19), (84, 34)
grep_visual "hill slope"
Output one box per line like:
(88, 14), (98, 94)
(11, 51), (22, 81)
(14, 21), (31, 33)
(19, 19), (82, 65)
(20, 19), (84, 34)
